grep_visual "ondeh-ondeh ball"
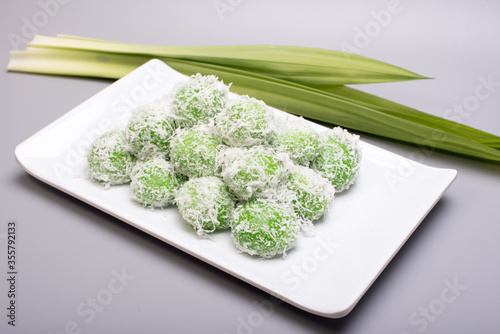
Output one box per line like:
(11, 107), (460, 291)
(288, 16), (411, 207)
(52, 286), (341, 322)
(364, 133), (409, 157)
(87, 130), (136, 186)
(169, 125), (223, 178)
(219, 146), (288, 201)
(285, 165), (335, 221)
(312, 127), (362, 192)
(215, 96), (275, 147)
(231, 200), (299, 258)
(172, 74), (228, 128)
(176, 176), (235, 234)
(125, 101), (176, 160)
(274, 118), (321, 166)
(130, 157), (184, 207)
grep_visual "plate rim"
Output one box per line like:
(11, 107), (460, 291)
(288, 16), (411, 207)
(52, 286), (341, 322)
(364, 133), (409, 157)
(14, 59), (458, 318)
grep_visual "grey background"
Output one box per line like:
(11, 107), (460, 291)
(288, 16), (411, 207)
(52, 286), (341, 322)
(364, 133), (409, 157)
(1, 1), (499, 333)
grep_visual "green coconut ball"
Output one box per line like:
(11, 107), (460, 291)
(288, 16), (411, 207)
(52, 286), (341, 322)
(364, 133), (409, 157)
(284, 165), (335, 221)
(176, 176), (235, 234)
(87, 130), (136, 186)
(274, 118), (321, 166)
(130, 157), (184, 207)
(169, 125), (223, 178)
(172, 73), (228, 128)
(312, 127), (362, 192)
(231, 200), (300, 258)
(219, 146), (288, 201)
(125, 101), (176, 160)
(215, 96), (275, 147)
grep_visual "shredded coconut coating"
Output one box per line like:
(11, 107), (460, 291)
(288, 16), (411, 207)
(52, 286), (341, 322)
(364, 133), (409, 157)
(125, 101), (176, 160)
(130, 157), (185, 207)
(273, 116), (321, 166)
(282, 165), (335, 221)
(171, 73), (229, 128)
(215, 96), (275, 147)
(87, 130), (136, 186)
(312, 127), (362, 192)
(169, 124), (224, 178)
(218, 146), (291, 201)
(231, 199), (300, 258)
(86, 73), (365, 259)
(176, 176), (235, 235)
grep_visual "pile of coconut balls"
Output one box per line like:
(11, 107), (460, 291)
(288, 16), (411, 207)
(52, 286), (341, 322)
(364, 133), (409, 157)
(87, 74), (362, 258)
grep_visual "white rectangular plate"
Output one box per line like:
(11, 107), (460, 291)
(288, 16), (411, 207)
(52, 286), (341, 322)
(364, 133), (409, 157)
(15, 59), (457, 318)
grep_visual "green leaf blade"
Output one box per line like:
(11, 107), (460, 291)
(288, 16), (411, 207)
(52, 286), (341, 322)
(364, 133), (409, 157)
(7, 40), (500, 163)
(27, 34), (429, 85)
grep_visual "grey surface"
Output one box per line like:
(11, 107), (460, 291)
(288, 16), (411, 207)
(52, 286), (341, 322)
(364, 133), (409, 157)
(1, 1), (499, 333)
